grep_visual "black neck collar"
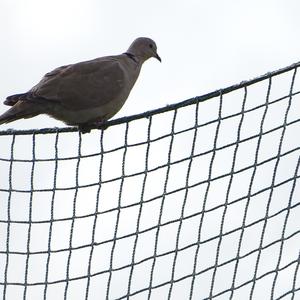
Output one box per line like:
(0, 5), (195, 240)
(124, 52), (138, 63)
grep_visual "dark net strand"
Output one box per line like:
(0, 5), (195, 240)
(0, 62), (300, 300)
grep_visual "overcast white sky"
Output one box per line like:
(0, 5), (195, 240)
(0, 1), (300, 300)
(1, 0), (300, 130)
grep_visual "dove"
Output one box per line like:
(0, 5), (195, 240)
(0, 37), (161, 133)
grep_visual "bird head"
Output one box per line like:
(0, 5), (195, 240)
(127, 37), (161, 63)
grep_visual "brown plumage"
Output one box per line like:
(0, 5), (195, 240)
(0, 37), (161, 133)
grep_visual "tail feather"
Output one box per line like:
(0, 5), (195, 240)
(4, 93), (29, 106)
(0, 114), (22, 125)
(0, 102), (41, 125)
(0, 112), (19, 125)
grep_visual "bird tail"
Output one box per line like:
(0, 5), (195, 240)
(4, 93), (28, 106)
(0, 101), (41, 125)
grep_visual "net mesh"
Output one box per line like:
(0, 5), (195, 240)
(0, 63), (300, 300)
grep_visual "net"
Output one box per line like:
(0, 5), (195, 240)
(0, 63), (299, 300)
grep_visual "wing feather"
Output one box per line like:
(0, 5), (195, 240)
(30, 56), (125, 110)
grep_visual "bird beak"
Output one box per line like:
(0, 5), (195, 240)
(155, 53), (162, 62)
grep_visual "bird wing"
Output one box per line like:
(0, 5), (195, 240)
(29, 56), (128, 111)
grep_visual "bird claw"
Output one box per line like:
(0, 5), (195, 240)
(78, 124), (93, 134)
(78, 121), (109, 134)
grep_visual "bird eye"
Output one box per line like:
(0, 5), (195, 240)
(149, 44), (153, 48)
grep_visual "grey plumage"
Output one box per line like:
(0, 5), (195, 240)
(0, 37), (161, 133)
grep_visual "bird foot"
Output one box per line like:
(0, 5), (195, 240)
(78, 121), (109, 134)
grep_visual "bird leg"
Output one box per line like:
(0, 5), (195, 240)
(78, 121), (109, 134)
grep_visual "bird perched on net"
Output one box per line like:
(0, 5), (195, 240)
(0, 37), (161, 133)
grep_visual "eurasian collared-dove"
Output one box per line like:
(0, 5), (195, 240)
(0, 37), (161, 133)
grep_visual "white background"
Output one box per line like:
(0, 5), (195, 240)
(0, 1), (299, 300)
(1, 0), (300, 129)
